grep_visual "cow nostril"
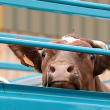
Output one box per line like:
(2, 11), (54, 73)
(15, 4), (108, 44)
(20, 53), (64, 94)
(67, 65), (73, 72)
(50, 66), (55, 73)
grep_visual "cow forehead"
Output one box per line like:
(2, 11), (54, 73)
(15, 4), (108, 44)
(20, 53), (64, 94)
(49, 36), (92, 50)
(61, 36), (92, 48)
(62, 36), (80, 43)
(44, 36), (91, 54)
(70, 40), (92, 48)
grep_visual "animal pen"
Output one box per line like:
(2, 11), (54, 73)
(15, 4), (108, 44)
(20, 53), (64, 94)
(0, 0), (110, 110)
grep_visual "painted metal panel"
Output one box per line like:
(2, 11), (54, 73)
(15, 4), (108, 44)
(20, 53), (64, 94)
(0, 0), (110, 19)
(0, 83), (110, 110)
(43, 12), (58, 36)
(57, 14), (70, 37)
(0, 6), (3, 30)
(81, 0), (96, 39)
(2, 0), (110, 41)
(0, 62), (42, 86)
(83, 0), (110, 5)
(15, 8), (28, 32)
(29, 10), (43, 34)
(4, 7), (14, 30)
(70, 16), (84, 38)
(0, 44), (9, 79)
(83, 17), (96, 39)
(96, 0), (110, 43)
(10, 74), (42, 86)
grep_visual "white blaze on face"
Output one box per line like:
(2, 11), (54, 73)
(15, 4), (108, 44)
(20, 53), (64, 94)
(62, 36), (80, 43)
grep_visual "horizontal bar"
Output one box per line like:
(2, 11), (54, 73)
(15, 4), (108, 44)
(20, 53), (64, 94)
(0, 84), (110, 110)
(0, 61), (109, 85)
(9, 73), (42, 86)
(1, 33), (110, 49)
(39, 0), (110, 11)
(103, 80), (110, 84)
(0, 37), (110, 56)
(1, 33), (110, 48)
(0, 33), (54, 42)
(1, 32), (110, 49)
(9, 72), (110, 85)
(0, 62), (109, 85)
(0, 62), (34, 71)
(0, 0), (110, 19)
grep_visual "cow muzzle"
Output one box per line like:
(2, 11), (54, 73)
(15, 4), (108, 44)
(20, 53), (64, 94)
(44, 61), (81, 90)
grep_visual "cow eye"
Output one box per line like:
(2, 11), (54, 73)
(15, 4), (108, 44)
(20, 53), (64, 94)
(25, 54), (28, 57)
(42, 52), (46, 57)
(90, 54), (95, 60)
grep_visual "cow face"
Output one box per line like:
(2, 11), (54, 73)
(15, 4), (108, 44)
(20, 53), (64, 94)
(8, 30), (110, 91)
(41, 39), (95, 90)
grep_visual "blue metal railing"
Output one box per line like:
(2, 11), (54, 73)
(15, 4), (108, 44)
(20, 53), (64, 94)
(0, 62), (110, 84)
(0, 0), (110, 109)
(0, 0), (110, 19)
(39, 0), (110, 11)
(0, 62), (34, 72)
(0, 83), (110, 110)
(0, 33), (54, 42)
(0, 37), (110, 56)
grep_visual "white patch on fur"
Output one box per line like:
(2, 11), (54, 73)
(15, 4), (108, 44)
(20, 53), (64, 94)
(38, 50), (42, 53)
(62, 36), (80, 43)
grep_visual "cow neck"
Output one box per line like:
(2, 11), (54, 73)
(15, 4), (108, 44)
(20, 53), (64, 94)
(95, 76), (110, 93)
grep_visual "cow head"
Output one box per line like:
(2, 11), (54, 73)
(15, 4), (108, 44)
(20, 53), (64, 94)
(8, 29), (110, 91)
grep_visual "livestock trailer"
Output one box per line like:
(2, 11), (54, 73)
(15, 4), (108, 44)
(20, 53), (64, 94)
(0, 0), (110, 110)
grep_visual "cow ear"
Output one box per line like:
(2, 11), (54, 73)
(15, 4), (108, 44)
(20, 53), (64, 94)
(8, 44), (42, 73)
(94, 55), (110, 76)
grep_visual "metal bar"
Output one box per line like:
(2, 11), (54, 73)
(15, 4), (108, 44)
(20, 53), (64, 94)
(0, 62), (110, 85)
(9, 73), (42, 86)
(0, 0), (110, 19)
(0, 62), (34, 71)
(1, 62), (109, 85)
(0, 37), (110, 56)
(103, 80), (110, 84)
(39, 0), (110, 11)
(1, 32), (110, 48)
(0, 83), (110, 110)
(8, 71), (110, 85)
(0, 32), (54, 42)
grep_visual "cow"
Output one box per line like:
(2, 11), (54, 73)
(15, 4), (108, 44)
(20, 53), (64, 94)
(8, 29), (110, 93)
